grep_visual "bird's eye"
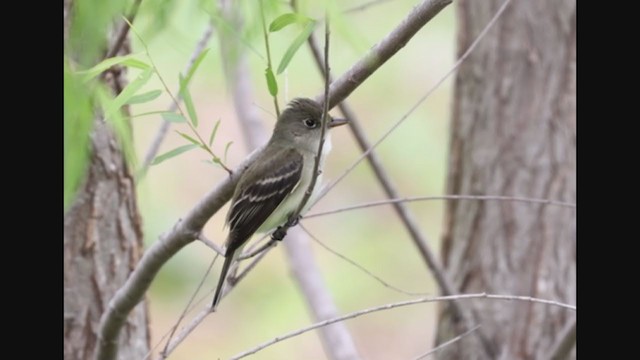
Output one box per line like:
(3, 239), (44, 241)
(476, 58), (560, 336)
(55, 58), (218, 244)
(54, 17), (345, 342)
(303, 118), (318, 128)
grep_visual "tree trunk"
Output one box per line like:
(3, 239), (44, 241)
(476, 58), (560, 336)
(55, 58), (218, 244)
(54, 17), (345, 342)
(64, 1), (150, 358)
(436, 0), (576, 359)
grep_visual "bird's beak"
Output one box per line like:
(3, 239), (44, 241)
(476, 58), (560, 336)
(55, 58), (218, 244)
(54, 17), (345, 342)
(329, 117), (348, 128)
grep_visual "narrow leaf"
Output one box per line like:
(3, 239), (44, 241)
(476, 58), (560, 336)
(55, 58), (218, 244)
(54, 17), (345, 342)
(151, 144), (199, 165)
(277, 21), (316, 74)
(179, 75), (198, 127)
(269, 13), (311, 32)
(209, 119), (221, 147)
(125, 89), (162, 105)
(182, 48), (210, 89)
(224, 141), (233, 163)
(265, 67), (278, 96)
(78, 53), (150, 81)
(177, 131), (201, 146)
(161, 112), (187, 123)
(104, 67), (154, 119)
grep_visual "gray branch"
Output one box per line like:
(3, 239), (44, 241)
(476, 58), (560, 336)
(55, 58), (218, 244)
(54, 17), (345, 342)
(324, 0), (452, 108)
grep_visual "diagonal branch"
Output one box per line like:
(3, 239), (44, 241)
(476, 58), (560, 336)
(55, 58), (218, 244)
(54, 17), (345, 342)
(104, 0), (143, 60)
(305, 194), (576, 218)
(324, 0), (452, 108)
(229, 293), (575, 360)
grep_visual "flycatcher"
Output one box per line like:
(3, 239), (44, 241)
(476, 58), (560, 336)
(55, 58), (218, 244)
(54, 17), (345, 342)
(212, 97), (347, 309)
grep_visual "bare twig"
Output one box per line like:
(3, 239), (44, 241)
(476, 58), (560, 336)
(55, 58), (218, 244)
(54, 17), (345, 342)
(300, 224), (429, 296)
(412, 325), (481, 359)
(197, 234), (225, 255)
(160, 308), (210, 357)
(344, 0), (392, 14)
(319, 0), (513, 200)
(305, 195), (576, 218)
(229, 293), (575, 360)
(158, 247), (275, 358)
(324, 0), (452, 108)
(139, 22), (216, 175)
(159, 256), (218, 358)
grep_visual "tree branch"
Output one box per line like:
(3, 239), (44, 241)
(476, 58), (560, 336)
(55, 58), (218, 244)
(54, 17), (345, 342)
(412, 325), (481, 359)
(324, 0), (452, 108)
(96, 149), (259, 360)
(104, 0), (143, 60)
(305, 194), (576, 218)
(229, 293), (575, 360)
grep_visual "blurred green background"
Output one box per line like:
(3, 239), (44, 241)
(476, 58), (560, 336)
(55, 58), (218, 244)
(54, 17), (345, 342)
(126, 0), (455, 358)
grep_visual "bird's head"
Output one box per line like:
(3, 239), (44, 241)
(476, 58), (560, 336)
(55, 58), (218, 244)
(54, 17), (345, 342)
(271, 98), (348, 151)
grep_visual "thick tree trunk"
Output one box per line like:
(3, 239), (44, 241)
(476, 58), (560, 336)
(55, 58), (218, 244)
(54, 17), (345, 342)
(436, 1), (576, 359)
(64, 1), (150, 359)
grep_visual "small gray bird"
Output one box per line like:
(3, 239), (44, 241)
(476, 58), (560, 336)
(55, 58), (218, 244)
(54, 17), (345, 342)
(212, 98), (347, 309)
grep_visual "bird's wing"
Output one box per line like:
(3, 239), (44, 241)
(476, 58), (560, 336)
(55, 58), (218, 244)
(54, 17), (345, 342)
(225, 148), (303, 253)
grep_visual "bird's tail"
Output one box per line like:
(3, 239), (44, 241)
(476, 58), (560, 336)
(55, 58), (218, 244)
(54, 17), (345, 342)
(212, 250), (235, 310)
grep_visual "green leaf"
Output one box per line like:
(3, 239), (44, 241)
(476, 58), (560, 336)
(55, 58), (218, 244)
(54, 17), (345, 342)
(126, 89), (162, 105)
(224, 141), (233, 163)
(277, 21), (316, 74)
(182, 48), (210, 89)
(176, 131), (201, 146)
(161, 112), (188, 123)
(269, 13), (312, 32)
(265, 67), (278, 96)
(77, 53), (150, 81)
(151, 144), (199, 166)
(209, 119), (221, 147)
(179, 74), (198, 127)
(104, 67), (155, 120)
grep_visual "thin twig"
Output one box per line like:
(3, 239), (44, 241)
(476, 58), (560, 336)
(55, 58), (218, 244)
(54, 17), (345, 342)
(160, 308), (210, 357)
(229, 293), (575, 360)
(318, 0), (513, 201)
(197, 234), (225, 255)
(344, 0), (392, 14)
(300, 224), (429, 296)
(324, 0), (452, 108)
(159, 247), (275, 358)
(159, 255), (218, 358)
(104, 0), (143, 60)
(305, 194), (576, 218)
(412, 325), (481, 359)
(139, 22), (216, 176)
(237, 238), (277, 260)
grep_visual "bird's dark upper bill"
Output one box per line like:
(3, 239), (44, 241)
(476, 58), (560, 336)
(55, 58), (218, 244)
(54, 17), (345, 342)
(329, 118), (348, 128)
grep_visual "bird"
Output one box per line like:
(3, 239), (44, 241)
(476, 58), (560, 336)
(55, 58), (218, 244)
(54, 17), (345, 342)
(211, 97), (348, 309)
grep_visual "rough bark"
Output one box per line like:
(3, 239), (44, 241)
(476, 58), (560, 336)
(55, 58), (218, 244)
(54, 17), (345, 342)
(436, 0), (576, 359)
(64, 1), (150, 358)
